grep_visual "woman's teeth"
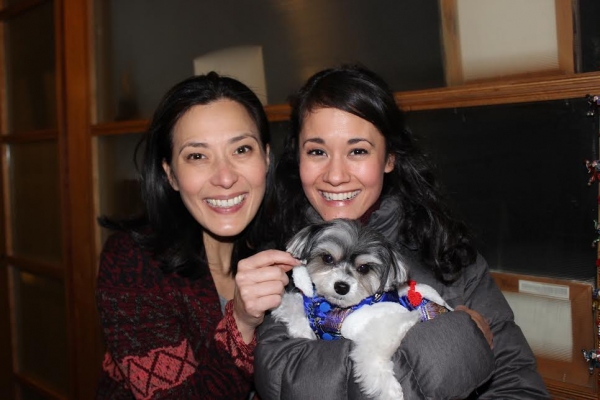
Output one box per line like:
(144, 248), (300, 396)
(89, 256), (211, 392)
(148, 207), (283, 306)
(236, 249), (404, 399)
(320, 190), (359, 201)
(206, 194), (245, 208)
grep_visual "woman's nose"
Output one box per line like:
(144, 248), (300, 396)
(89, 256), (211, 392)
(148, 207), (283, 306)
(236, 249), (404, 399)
(210, 157), (238, 188)
(323, 157), (350, 185)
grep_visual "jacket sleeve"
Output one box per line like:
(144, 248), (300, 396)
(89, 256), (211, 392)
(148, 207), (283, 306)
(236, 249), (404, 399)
(255, 297), (496, 399)
(254, 312), (365, 400)
(462, 255), (550, 399)
(96, 232), (254, 400)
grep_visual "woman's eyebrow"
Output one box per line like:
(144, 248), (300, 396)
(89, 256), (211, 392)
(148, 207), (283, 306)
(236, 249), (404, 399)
(348, 138), (374, 146)
(228, 133), (260, 145)
(178, 141), (208, 154)
(302, 137), (325, 147)
(178, 133), (259, 154)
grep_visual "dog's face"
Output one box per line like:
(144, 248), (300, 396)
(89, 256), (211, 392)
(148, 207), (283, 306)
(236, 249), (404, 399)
(286, 219), (408, 308)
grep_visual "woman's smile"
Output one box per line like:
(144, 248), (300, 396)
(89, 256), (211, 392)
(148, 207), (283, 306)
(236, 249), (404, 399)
(299, 108), (394, 221)
(205, 193), (247, 209)
(319, 190), (360, 202)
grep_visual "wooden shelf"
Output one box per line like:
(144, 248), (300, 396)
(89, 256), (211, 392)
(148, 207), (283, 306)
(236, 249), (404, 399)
(89, 71), (600, 136)
(395, 71), (600, 111)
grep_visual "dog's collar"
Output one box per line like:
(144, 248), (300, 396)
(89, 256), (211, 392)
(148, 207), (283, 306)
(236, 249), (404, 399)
(301, 289), (400, 340)
(300, 280), (450, 340)
(398, 281), (451, 321)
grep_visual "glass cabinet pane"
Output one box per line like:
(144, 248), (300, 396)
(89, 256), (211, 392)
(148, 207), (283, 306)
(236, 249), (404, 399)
(5, 1), (56, 132)
(12, 268), (68, 394)
(405, 97), (597, 281)
(18, 384), (53, 400)
(9, 141), (62, 263)
(93, 0), (444, 122)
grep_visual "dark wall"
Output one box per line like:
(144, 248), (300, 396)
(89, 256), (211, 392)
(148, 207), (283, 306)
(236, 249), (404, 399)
(103, 1), (444, 118)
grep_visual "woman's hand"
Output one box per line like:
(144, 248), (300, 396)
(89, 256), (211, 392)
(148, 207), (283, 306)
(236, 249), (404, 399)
(455, 305), (494, 348)
(233, 249), (299, 343)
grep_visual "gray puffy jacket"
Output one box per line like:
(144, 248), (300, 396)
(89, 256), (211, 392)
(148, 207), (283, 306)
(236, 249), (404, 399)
(254, 249), (549, 400)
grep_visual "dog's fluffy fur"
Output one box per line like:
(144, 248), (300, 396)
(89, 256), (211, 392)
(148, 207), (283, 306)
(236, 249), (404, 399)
(272, 219), (450, 400)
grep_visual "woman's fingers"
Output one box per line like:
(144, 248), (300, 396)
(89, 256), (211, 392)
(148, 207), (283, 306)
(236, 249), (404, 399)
(233, 249), (299, 339)
(237, 249), (300, 273)
(237, 265), (290, 286)
(238, 276), (288, 312)
(455, 305), (494, 349)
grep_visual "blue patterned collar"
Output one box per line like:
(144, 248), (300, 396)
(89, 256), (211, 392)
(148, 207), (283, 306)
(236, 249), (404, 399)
(300, 286), (448, 340)
(301, 289), (400, 340)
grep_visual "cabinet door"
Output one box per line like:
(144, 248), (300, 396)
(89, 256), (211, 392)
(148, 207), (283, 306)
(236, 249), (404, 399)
(0, 1), (68, 399)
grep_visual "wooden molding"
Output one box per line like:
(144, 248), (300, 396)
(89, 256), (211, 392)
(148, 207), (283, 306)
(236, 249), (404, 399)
(556, 0), (575, 74)
(264, 103), (293, 122)
(61, 0), (104, 398)
(90, 119), (148, 136)
(439, 0), (462, 86)
(89, 71), (600, 136)
(5, 256), (62, 280)
(395, 71), (600, 111)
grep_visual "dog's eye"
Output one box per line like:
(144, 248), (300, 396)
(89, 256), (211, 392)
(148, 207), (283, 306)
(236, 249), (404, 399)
(356, 264), (371, 274)
(321, 254), (334, 264)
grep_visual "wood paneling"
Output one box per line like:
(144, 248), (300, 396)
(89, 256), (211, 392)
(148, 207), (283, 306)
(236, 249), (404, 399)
(60, 0), (103, 398)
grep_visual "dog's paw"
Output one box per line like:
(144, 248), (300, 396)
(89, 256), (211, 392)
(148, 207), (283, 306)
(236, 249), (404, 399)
(272, 292), (316, 340)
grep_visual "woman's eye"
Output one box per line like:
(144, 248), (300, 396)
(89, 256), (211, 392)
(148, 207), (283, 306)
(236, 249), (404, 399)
(234, 145), (253, 155)
(186, 153), (205, 160)
(350, 148), (368, 156)
(321, 253), (334, 264)
(307, 149), (325, 156)
(356, 264), (371, 274)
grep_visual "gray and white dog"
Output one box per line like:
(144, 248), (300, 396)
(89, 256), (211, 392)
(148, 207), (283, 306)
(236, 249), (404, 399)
(272, 218), (450, 400)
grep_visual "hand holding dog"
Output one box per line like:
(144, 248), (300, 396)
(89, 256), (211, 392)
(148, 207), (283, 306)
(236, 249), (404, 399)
(455, 305), (494, 348)
(234, 250), (299, 343)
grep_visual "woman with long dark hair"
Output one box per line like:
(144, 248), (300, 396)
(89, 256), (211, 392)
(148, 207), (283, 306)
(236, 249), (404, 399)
(95, 72), (297, 399)
(254, 65), (548, 399)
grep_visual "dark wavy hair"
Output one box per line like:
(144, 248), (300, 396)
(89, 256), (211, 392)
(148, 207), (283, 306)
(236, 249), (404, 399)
(272, 65), (475, 282)
(99, 72), (274, 278)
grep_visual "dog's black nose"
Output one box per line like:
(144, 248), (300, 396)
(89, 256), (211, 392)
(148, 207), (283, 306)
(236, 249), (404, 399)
(334, 281), (350, 295)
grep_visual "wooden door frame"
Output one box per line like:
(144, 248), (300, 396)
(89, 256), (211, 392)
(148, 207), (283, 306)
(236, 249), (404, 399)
(60, 0), (102, 398)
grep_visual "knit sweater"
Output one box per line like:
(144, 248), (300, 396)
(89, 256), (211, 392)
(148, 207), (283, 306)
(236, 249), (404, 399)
(95, 231), (255, 399)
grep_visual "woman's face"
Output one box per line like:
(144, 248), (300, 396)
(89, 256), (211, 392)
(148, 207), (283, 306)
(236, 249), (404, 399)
(299, 107), (395, 221)
(163, 99), (269, 238)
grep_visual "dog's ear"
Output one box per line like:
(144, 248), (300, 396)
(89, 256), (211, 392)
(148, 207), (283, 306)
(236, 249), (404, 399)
(285, 223), (323, 259)
(384, 246), (409, 291)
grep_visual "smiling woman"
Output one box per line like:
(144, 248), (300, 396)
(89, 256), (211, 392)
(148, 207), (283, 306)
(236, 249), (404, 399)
(299, 107), (394, 221)
(162, 100), (270, 239)
(254, 65), (549, 400)
(94, 73), (296, 399)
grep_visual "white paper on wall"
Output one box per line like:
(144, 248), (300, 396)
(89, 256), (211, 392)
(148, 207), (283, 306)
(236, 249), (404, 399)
(193, 45), (268, 105)
(503, 291), (572, 362)
(456, 0), (559, 81)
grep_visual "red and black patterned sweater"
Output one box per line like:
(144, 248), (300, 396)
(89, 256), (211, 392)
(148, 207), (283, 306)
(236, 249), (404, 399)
(95, 231), (255, 399)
